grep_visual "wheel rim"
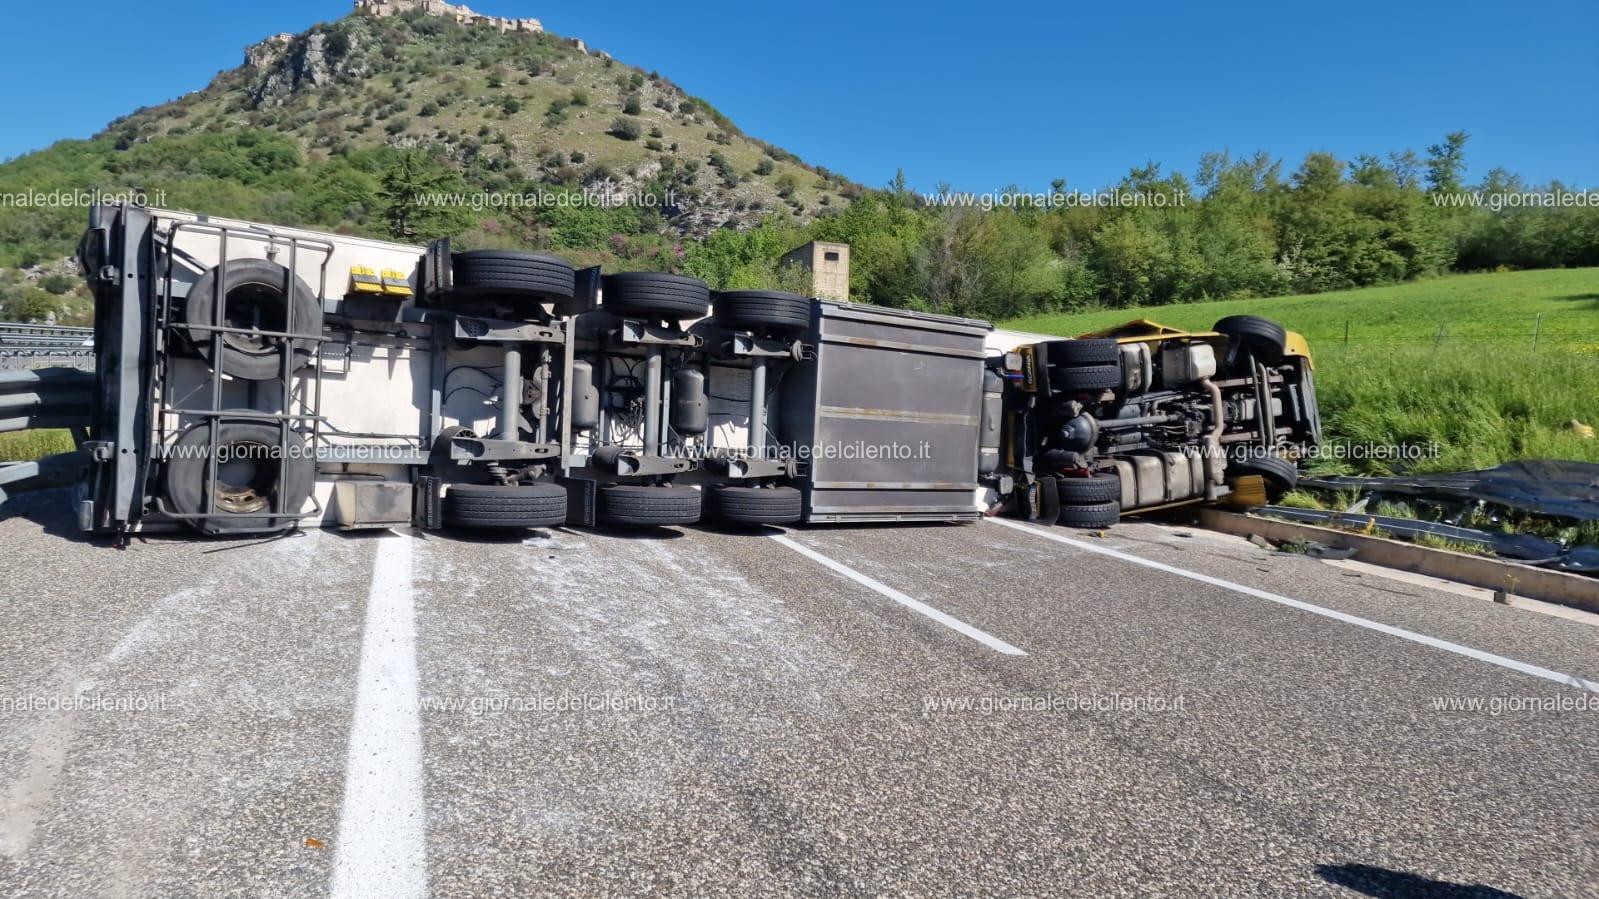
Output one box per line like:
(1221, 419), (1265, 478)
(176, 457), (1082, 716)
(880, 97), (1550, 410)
(220, 284), (287, 356)
(213, 441), (275, 514)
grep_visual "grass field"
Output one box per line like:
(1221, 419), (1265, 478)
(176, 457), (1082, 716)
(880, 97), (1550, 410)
(1003, 269), (1599, 476)
(1007, 268), (1599, 347)
(3, 270), (1595, 478)
(0, 429), (74, 464)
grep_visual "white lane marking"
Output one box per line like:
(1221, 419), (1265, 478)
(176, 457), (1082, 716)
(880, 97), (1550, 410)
(331, 534), (427, 899)
(989, 518), (1599, 693)
(770, 534), (1026, 656)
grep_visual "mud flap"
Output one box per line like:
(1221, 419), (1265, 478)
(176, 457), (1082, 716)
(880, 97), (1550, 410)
(1016, 475), (1060, 526)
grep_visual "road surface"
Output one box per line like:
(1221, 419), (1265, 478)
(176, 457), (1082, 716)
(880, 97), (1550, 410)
(1, 490), (1595, 898)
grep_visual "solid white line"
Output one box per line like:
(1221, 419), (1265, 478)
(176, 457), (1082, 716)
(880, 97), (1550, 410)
(331, 534), (427, 899)
(769, 534), (1026, 656)
(988, 517), (1599, 693)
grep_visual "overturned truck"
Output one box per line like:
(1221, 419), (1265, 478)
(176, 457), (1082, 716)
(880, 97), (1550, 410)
(3, 205), (1320, 540)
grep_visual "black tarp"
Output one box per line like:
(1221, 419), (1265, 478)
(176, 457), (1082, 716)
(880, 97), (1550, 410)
(1259, 506), (1599, 573)
(1301, 460), (1599, 522)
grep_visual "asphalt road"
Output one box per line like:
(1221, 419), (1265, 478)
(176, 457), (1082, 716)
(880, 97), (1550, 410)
(1, 490), (1596, 898)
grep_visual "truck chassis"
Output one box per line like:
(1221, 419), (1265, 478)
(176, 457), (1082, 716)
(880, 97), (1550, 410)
(1, 205), (1320, 541)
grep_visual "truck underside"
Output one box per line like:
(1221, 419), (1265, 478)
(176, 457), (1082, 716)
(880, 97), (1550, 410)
(12, 205), (1319, 540)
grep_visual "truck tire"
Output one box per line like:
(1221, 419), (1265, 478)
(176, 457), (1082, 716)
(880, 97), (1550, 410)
(1214, 315), (1287, 365)
(443, 483), (568, 529)
(453, 251), (576, 298)
(1056, 472), (1121, 505)
(1053, 363), (1122, 392)
(712, 291), (812, 334)
(598, 484), (702, 526)
(602, 272), (711, 322)
(1057, 501), (1120, 529)
(164, 417), (315, 536)
(1043, 338), (1119, 367)
(1229, 453), (1298, 500)
(184, 259), (322, 381)
(710, 485), (802, 525)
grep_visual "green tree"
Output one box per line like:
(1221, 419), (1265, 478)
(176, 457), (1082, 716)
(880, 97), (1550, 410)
(379, 151), (472, 240)
(1425, 131), (1469, 194)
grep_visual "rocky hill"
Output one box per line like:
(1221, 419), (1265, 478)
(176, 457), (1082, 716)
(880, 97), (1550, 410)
(0, 3), (862, 321)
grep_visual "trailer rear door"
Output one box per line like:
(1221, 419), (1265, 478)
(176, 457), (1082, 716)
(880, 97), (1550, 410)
(782, 302), (991, 523)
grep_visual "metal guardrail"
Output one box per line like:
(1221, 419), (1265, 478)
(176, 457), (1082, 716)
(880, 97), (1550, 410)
(0, 322), (95, 357)
(0, 368), (94, 433)
(0, 322), (93, 338)
(0, 452), (89, 507)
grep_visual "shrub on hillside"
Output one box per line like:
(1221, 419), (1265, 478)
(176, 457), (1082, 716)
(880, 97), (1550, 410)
(38, 274), (76, 295)
(609, 118), (642, 141)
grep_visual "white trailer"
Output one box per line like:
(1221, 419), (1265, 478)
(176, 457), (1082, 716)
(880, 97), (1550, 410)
(0, 204), (1322, 540)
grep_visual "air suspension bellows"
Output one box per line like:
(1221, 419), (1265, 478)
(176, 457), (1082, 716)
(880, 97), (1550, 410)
(672, 369), (707, 436)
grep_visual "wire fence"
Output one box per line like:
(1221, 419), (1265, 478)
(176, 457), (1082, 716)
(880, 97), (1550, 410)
(1293, 314), (1595, 352)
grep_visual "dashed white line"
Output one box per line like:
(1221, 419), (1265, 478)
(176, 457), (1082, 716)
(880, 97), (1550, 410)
(988, 517), (1599, 693)
(330, 534), (427, 899)
(770, 533), (1027, 656)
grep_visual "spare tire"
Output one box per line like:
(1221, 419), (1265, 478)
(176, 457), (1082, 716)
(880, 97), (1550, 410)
(1229, 452), (1298, 501)
(597, 484), (702, 527)
(602, 272), (711, 322)
(713, 291), (812, 334)
(1214, 315), (1287, 366)
(443, 483), (568, 529)
(710, 485), (802, 525)
(184, 259), (322, 381)
(164, 417), (315, 536)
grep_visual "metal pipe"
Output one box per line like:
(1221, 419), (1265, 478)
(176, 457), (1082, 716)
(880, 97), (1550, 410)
(558, 323), (576, 474)
(643, 347), (662, 451)
(1097, 412), (1181, 430)
(1200, 377), (1226, 498)
(1255, 362), (1277, 452)
(205, 231), (228, 519)
(535, 348), (551, 444)
(749, 357), (767, 459)
(659, 369), (672, 456)
(500, 344), (522, 440)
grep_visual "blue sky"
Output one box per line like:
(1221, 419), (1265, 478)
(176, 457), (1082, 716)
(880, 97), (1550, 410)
(2, 0), (1594, 193)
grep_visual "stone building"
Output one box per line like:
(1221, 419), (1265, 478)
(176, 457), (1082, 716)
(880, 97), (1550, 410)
(782, 241), (851, 302)
(353, 0), (542, 33)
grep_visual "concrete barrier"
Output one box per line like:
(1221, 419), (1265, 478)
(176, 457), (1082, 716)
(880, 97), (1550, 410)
(1197, 508), (1599, 614)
